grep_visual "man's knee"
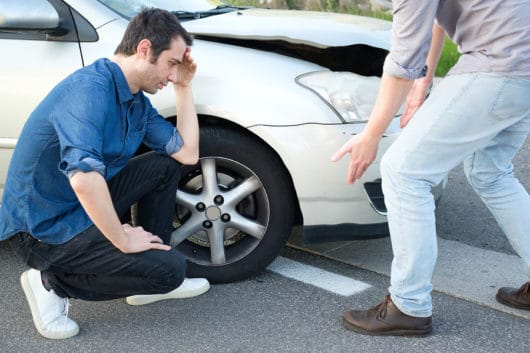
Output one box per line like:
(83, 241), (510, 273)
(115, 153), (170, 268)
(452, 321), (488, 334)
(151, 252), (187, 293)
(144, 152), (180, 182)
(380, 150), (400, 186)
(463, 158), (510, 195)
(380, 150), (434, 196)
(161, 156), (180, 188)
(466, 169), (514, 197)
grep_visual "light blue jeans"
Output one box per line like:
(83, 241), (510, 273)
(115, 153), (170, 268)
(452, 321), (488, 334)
(380, 73), (530, 317)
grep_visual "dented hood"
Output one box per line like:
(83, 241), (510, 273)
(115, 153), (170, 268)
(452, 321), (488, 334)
(184, 8), (391, 50)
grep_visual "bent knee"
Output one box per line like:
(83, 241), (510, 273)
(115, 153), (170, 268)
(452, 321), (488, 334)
(150, 252), (187, 293)
(466, 172), (516, 197)
(380, 150), (401, 185)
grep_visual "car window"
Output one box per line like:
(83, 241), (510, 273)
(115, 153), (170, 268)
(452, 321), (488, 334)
(97, 0), (227, 18)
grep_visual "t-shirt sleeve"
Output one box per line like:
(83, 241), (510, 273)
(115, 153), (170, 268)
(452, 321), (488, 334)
(383, 0), (437, 80)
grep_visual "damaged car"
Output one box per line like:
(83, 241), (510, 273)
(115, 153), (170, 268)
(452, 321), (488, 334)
(0, 0), (440, 283)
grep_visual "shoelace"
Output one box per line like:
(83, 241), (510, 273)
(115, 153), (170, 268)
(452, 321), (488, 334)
(517, 282), (530, 296)
(375, 294), (392, 319)
(62, 298), (71, 316)
(60, 298), (71, 329)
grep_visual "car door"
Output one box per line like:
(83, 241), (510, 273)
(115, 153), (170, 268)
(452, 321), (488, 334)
(0, 0), (97, 199)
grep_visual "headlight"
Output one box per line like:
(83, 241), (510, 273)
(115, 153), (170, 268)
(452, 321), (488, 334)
(296, 70), (381, 123)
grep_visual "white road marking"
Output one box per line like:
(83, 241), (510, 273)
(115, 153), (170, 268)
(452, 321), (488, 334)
(289, 237), (530, 319)
(267, 256), (371, 296)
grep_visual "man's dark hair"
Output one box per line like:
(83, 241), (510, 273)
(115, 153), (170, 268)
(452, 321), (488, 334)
(115, 8), (193, 63)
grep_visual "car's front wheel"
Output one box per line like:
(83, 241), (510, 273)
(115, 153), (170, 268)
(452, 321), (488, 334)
(170, 125), (295, 283)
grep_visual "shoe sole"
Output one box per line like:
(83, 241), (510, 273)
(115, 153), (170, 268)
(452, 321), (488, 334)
(496, 293), (530, 310)
(126, 281), (210, 306)
(21, 271), (79, 340)
(342, 317), (433, 337)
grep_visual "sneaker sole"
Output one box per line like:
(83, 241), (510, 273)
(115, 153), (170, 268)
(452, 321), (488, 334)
(342, 317), (433, 337)
(126, 281), (210, 306)
(20, 271), (79, 340)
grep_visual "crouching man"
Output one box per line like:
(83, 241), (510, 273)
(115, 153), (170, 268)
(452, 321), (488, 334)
(0, 8), (209, 339)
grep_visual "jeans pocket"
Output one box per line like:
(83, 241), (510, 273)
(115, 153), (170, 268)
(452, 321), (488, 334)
(489, 78), (530, 120)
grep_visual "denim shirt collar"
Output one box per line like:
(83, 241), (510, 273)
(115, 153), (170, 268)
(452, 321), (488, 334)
(105, 58), (134, 104)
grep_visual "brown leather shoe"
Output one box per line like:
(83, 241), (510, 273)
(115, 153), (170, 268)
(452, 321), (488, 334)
(496, 282), (530, 310)
(342, 294), (432, 336)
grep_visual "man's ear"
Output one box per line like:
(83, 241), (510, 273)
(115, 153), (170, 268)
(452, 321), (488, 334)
(136, 39), (152, 60)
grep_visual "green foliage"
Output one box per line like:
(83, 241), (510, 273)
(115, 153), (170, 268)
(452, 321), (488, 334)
(230, 0), (273, 7)
(436, 37), (460, 77)
(285, 0), (298, 8)
(338, 6), (393, 20)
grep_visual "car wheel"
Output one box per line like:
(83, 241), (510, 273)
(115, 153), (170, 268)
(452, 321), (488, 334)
(170, 125), (295, 283)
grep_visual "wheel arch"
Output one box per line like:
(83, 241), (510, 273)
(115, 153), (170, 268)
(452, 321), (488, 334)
(144, 114), (303, 227)
(196, 114), (303, 228)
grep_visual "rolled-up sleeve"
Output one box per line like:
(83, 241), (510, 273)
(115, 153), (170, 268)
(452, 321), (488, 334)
(142, 97), (183, 155)
(383, 0), (438, 80)
(53, 79), (108, 179)
(164, 129), (184, 155)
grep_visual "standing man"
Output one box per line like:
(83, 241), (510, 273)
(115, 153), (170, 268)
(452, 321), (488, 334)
(0, 8), (209, 340)
(332, 0), (530, 335)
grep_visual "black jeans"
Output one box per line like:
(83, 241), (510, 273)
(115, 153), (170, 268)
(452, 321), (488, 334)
(9, 152), (186, 300)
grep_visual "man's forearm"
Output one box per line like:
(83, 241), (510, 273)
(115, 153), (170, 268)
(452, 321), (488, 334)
(424, 23), (446, 84)
(363, 75), (413, 139)
(172, 84), (199, 165)
(365, 24), (444, 137)
(70, 171), (127, 250)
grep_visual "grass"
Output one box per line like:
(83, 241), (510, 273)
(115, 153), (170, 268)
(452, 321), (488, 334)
(437, 37), (459, 77)
(230, 0), (459, 76)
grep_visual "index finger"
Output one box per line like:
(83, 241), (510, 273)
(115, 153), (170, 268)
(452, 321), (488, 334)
(149, 243), (172, 251)
(183, 47), (193, 60)
(331, 144), (349, 162)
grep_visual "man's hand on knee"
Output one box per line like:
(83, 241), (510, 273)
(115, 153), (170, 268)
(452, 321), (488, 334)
(119, 224), (171, 253)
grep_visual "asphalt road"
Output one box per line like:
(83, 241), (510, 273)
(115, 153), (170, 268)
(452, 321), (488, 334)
(0, 244), (528, 353)
(1, 142), (529, 353)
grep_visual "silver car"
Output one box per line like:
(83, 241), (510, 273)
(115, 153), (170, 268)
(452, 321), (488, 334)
(0, 0), (442, 282)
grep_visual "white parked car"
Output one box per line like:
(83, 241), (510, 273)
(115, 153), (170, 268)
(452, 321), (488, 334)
(0, 0), (442, 282)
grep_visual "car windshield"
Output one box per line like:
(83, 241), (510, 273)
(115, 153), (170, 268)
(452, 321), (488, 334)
(97, 0), (243, 20)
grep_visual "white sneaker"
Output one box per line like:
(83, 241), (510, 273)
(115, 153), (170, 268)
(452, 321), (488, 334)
(126, 278), (210, 306)
(20, 269), (79, 339)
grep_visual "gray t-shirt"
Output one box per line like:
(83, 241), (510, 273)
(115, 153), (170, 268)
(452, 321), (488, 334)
(383, 0), (530, 79)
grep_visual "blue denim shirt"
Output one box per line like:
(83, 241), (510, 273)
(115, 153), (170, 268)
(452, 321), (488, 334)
(0, 58), (183, 244)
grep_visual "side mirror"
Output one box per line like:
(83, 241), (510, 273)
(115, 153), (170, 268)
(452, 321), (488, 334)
(0, 0), (61, 34)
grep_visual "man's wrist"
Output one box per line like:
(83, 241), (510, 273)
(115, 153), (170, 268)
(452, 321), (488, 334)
(110, 228), (129, 252)
(173, 82), (192, 90)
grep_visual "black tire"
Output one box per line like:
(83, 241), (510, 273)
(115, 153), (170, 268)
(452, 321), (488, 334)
(170, 125), (295, 283)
